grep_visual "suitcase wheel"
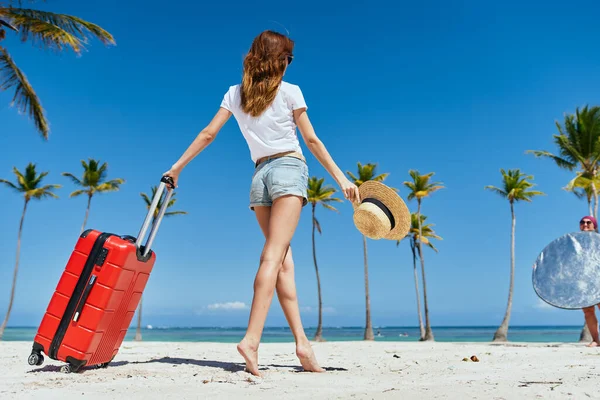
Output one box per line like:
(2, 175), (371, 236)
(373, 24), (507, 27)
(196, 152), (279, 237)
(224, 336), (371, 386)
(97, 362), (110, 369)
(27, 352), (44, 367)
(60, 365), (72, 374)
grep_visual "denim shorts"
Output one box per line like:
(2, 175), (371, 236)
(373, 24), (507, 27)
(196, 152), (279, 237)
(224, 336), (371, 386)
(249, 156), (309, 209)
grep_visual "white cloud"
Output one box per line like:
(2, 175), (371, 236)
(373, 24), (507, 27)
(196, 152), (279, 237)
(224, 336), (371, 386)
(206, 301), (249, 311)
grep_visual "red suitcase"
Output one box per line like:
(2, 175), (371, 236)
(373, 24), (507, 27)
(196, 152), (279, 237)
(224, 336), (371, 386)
(27, 176), (175, 373)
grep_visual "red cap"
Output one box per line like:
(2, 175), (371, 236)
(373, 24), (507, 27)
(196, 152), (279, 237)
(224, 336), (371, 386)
(582, 216), (598, 229)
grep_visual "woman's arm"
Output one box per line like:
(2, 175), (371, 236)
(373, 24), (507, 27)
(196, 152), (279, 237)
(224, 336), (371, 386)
(164, 108), (231, 186)
(294, 108), (360, 203)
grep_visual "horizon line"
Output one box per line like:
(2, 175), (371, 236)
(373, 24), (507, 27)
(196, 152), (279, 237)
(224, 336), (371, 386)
(5, 324), (584, 330)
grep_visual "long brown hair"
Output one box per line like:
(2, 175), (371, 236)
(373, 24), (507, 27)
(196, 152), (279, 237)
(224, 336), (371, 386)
(240, 30), (294, 117)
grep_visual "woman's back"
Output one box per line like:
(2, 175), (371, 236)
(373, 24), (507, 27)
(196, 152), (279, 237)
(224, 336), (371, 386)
(221, 81), (307, 163)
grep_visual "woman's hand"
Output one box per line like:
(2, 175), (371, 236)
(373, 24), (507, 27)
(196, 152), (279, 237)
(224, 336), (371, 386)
(338, 177), (360, 204)
(162, 166), (182, 189)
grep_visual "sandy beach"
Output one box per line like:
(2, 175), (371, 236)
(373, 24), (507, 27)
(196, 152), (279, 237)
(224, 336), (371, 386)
(1, 340), (599, 399)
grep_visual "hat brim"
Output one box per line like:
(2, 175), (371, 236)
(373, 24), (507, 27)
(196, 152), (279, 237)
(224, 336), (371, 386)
(352, 180), (411, 241)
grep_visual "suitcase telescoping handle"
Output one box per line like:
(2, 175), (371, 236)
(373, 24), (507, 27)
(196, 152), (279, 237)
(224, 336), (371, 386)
(135, 175), (176, 258)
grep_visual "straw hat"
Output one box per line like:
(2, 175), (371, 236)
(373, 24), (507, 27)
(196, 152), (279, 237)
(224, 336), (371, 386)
(352, 181), (411, 241)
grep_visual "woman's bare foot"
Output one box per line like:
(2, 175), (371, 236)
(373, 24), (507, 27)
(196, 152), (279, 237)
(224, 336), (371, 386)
(587, 341), (599, 348)
(296, 340), (325, 373)
(237, 338), (261, 377)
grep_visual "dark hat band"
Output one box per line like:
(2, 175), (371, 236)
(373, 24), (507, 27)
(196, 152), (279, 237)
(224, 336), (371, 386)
(362, 198), (395, 230)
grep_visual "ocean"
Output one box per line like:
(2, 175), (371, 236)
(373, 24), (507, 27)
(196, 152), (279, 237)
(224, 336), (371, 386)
(1, 325), (586, 343)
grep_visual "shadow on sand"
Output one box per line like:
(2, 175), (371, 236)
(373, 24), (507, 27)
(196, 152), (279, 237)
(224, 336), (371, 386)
(27, 356), (348, 374)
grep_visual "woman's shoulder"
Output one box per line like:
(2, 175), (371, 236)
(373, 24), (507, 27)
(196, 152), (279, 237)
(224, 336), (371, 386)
(279, 81), (307, 110)
(279, 81), (305, 99)
(225, 83), (241, 94)
(280, 81), (302, 92)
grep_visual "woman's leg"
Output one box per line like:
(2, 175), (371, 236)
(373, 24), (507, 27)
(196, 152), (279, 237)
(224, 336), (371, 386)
(583, 306), (599, 347)
(237, 194), (304, 376)
(253, 206), (324, 372)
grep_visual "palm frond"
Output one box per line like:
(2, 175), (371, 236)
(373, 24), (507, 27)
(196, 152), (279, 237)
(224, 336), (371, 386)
(345, 171), (358, 183)
(321, 203), (339, 212)
(521, 190), (545, 201)
(140, 192), (151, 206)
(426, 242), (439, 252)
(372, 173), (389, 182)
(31, 169), (48, 187)
(13, 166), (27, 188)
(314, 216), (322, 234)
(29, 183), (60, 199)
(0, 46), (48, 138)
(525, 150), (575, 170)
(564, 173), (600, 193)
(307, 176), (341, 206)
(0, 8), (116, 54)
(69, 189), (87, 198)
(4, 12), (84, 53)
(165, 211), (188, 217)
(484, 185), (507, 198)
(167, 197), (178, 207)
(568, 187), (587, 200)
(61, 172), (82, 186)
(95, 178), (124, 192)
(96, 161), (108, 182)
(0, 178), (19, 192)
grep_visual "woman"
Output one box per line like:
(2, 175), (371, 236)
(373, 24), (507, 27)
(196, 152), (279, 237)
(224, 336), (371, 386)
(163, 30), (360, 376)
(579, 215), (600, 347)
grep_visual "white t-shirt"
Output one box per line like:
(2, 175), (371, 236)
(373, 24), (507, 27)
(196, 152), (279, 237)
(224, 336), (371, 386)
(220, 81), (307, 163)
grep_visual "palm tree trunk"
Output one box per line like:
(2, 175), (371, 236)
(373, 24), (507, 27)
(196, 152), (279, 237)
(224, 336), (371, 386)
(0, 199), (29, 340)
(411, 241), (425, 340)
(135, 297), (143, 341)
(80, 193), (92, 235)
(588, 196), (593, 217)
(311, 205), (325, 342)
(417, 201), (434, 341)
(493, 201), (516, 342)
(592, 181), (598, 221)
(362, 234), (374, 340)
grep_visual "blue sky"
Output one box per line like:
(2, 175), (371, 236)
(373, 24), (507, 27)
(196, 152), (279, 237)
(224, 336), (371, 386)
(1, 0), (600, 329)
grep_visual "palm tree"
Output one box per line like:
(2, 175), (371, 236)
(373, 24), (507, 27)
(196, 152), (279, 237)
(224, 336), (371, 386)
(485, 169), (544, 342)
(0, 163), (60, 340)
(62, 159), (125, 234)
(403, 170), (444, 341)
(527, 105), (600, 343)
(134, 185), (187, 341)
(0, 2), (115, 139)
(397, 212), (442, 340)
(346, 162), (390, 341)
(307, 176), (342, 342)
(527, 105), (600, 216)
